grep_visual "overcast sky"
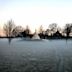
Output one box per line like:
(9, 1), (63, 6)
(0, 0), (72, 32)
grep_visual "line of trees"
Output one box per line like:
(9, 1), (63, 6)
(2, 20), (72, 39)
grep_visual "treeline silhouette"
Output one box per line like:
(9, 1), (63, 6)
(1, 19), (72, 39)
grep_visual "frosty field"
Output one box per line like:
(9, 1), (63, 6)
(0, 38), (72, 72)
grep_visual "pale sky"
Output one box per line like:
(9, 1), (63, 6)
(0, 0), (72, 33)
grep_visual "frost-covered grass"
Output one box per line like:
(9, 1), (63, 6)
(0, 38), (72, 72)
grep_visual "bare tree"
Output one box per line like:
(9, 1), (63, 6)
(12, 26), (24, 37)
(3, 20), (15, 37)
(25, 25), (31, 34)
(45, 29), (50, 35)
(49, 23), (58, 35)
(38, 25), (44, 33)
(63, 24), (72, 37)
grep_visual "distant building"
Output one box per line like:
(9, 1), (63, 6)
(32, 29), (40, 39)
(52, 30), (62, 38)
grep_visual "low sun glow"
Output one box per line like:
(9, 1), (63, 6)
(0, 0), (72, 35)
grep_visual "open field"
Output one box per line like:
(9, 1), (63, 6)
(0, 38), (72, 72)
